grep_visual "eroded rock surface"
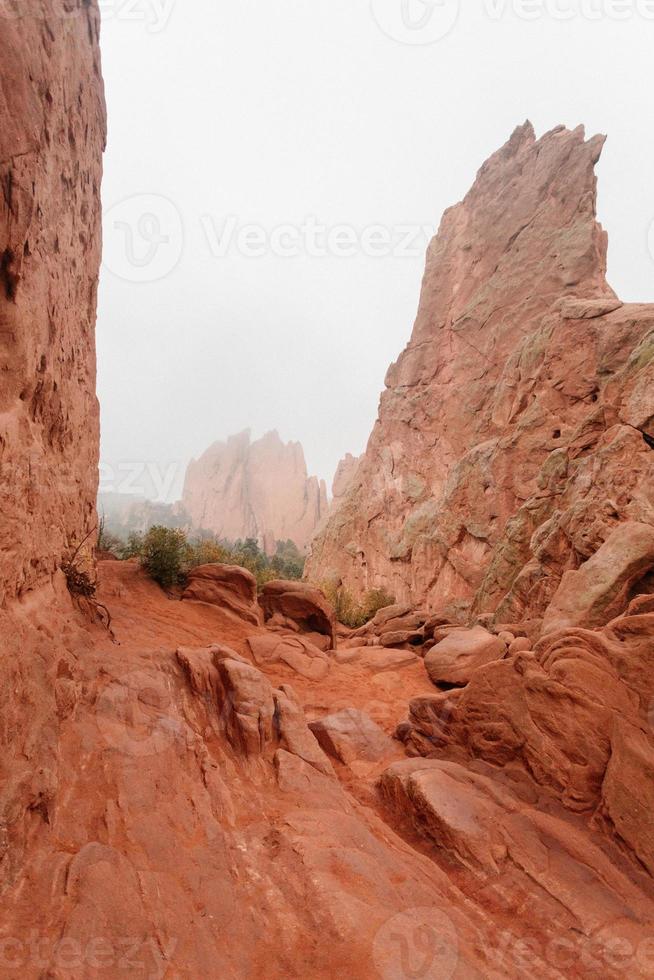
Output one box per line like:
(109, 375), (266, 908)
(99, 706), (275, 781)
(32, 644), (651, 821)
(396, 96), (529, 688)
(1, 0), (105, 597)
(424, 625), (506, 687)
(0, 0), (106, 945)
(259, 578), (337, 649)
(182, 562), (262, 626)
(4, 31), (654, 977)
(542, 521), (654, 633)
(306, 123), (654, 629)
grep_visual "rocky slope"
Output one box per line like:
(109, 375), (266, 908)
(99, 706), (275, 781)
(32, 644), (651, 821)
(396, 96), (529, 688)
(306, 123), (654, 631)
(182, 429), (328, 553)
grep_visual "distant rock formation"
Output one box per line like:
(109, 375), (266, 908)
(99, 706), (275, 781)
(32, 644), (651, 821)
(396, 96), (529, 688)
(306, 122), (654, 627)
(182, 430), (328, 552)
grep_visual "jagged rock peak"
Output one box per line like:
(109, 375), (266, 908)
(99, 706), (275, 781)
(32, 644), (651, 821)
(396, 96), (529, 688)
(183, 429), (328, 553)
(306, 123), (654, 629)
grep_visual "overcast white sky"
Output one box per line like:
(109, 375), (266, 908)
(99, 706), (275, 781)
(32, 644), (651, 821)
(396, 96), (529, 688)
(97, 0), (654, 502)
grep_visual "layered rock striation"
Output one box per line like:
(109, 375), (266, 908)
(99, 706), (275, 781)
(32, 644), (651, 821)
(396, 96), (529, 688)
(306, 123), (654, 629)
(182, 429), (328, 553)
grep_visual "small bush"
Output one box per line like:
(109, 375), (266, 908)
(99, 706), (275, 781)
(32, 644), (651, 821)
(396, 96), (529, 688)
(141, 526), (188, 588)
(136, 528), (305, 592)
(321, 582), (395, 629)
(119, 531), (144, 560)
(97, 516), (123, 556)
(185, 539), (228, 568)
(361, 587), (396, 623)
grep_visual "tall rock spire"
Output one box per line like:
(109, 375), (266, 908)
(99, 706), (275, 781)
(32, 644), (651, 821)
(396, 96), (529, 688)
(306, 124), (654, 626)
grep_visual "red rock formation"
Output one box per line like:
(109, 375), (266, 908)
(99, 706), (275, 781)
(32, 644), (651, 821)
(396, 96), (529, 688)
(1, 0), (105, 598)
(5, 22), (654, 973)
(306, 123), (654, 631)
(0, 0), (105, 919)
(182, 429), (328, 553)
(332, 451), (361, 502)
(182, 563), (262, 626)
(259, 578), (337, 649)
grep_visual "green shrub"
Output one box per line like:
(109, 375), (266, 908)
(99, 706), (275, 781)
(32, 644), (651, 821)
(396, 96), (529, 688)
(320, 582), (395, 629)
(140, 526), (188, 588)
(361, 587), (396, 623)
(271, 539), (306, 580)
(185, 539), (228, 569)
(119, 531), (144, 560)
(132, 524), (306, 593)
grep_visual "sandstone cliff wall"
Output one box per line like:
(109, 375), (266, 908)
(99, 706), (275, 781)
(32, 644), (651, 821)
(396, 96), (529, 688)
(182, 429), (328, 553)
(306, 123), (654, 625)
(0, 0), (105, 906)
(0, 0), (105, 601)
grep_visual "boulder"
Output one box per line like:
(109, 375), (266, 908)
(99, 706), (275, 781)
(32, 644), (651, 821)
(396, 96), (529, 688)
(424, 626), (506, 688)
(542, 522), (654, 634)
(216, 658), (275, 758)
(508, 637), (532, 655)
(273, 687), (334, 777)
(309, 709), (395, 765)
(259, 580), (337, 648)
(182, 564), (261, 626)
(246, 634), (330, 681)
(377, 611), (429, 636)
(369, 603), (412, 630)
(380, 629), (424, 648)
(423, 614), (456, 639)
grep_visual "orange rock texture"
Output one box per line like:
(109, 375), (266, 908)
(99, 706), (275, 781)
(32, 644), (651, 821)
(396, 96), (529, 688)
(3, 15), (654, 976)
(306, 123), (654, 634)
(1, 0), (105, 598)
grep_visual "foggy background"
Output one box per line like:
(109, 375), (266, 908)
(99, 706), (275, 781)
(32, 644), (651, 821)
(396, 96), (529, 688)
(97, 0), (654, 503)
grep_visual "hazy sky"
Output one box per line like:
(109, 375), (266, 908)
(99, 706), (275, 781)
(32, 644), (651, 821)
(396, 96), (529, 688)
(97, 0), (654, 502)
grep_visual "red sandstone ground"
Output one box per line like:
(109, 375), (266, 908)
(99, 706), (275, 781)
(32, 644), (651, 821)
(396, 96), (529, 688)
(1, 560), (651, 977)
